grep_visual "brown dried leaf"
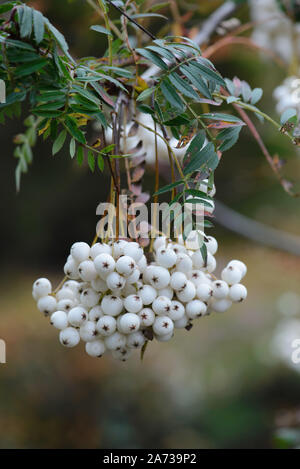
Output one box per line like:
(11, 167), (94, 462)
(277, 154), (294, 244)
(131, 164), (145, 182)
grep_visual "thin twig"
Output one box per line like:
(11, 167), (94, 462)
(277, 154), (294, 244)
(231, 101), (298, 196)
(106, 0), (156, 40)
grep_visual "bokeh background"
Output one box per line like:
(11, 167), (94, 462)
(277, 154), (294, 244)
(1, 0), (300, 449)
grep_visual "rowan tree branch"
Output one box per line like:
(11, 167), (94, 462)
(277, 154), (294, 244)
(215, 200), (300, 256)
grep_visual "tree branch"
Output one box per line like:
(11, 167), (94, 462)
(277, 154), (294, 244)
(142, 0), (238, 79)
(215, 200), (300, 256)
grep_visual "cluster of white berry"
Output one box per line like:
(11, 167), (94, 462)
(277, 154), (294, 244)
(32, 231), (247, 362)
(103, 112), (186, 164)
(250, 0), (300, 64)
(273, 75), (300, 117)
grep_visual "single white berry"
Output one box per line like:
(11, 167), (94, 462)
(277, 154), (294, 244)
(212, 298), (232, 313)
(221, 266), (242, 285)
(138, 285), (157, 305)
(169, 301), (185, 321)
(50, 310), (68, 330)
(116, 255), (136, 277)
(186, 300), (207, 319)
(59, 327), (80, 347)
(127, 331), (145, 349)
(80, 321), (98, 342)
(94, 253), (115, 277)
(174, 315), (189, 329)
(205, 236), (218, 255)
(90, 242), (111, 259)
(176, 253), (193, 273)
(68, 306), (88, 327)
(124, 294), (143, 314)
(212, 280), (229, 299)
(106, 272), (126, 291)
(152, 296), (172, 316)
(229, 284), (247, 303)
(56, 287), (75, 302)
(123, 242), (143, 261)
(138, 308), (155, 327)
(78, 260), (98, 282)
(101, 295), (123, 316)
(158, 287), (173, 300)
(37, 295), (57, 316)
(64, 258), (79, 280)
(112, 240), (128, 259)
(80, 288), (100, 308)
(156, 247), (177, 268)
(70, 242), (90, 263)
(170, 272), (187, 291)
(85, 340), (106, 357)
(91, 277), (108, 293)
(188, 270), (207, 287)
(153, 316), (174, 336)
(89, 305), (104, 322)
(32, 278), (52, 299)
(227, 260), (247, 278)
(57, 298), (77, 313)
(104, 331), (127, 350)
(119, 313), (141, 334)
(96, 315), (117, 336)
(176, 281), (196, 302)
(196, 283), (213, 302)
(147, 266), (170, 289)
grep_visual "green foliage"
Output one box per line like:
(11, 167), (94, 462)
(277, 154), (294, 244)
(0, 0), (294, 205)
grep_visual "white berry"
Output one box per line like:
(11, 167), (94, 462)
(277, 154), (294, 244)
(153, 316), (174, 336)
(101, 295), (123, 316)
(70, 242), (90, 263)
(96, 315), (117, 336)
(229, 284), (247, 302)
(85, 339), (106, 357)
(116, 255), (136, 277)
(186, 300), (207, 319)
(33, 278), (52, 299)
(212, 280), (229, 299)
(50, 310), (68, 330)
(127, 331), (146, 349)
(80, 321), (98, 342)
(138, 285), (157, 305)
(104, 331), (127, 350)
(196, 283), (213, 302)
(138, 308), (155, 327)
(59, 327), (80, 347)
(124, 294), (143, 313)
(68, 306), (88, 327)
(78, 260), (98, 282)
(152, 296), (172, 316)
(37, 295), (57, 316)
(80, 288), (100, 308)
(221, 266), (242, 285)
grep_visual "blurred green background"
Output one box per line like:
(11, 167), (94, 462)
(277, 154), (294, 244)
(1, 0), (300, 449)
